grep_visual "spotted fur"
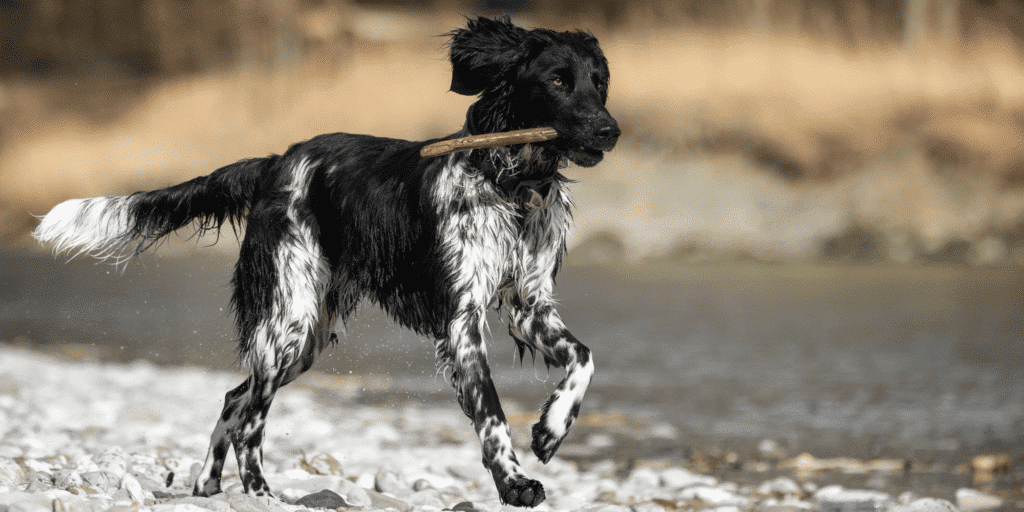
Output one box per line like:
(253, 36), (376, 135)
(32, 16), (618, 508)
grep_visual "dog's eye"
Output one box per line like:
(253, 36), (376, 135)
(552, 78), (564, 87)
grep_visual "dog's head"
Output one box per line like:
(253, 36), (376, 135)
(449, 16), (620, 168)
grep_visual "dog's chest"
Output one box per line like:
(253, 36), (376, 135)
(433, 159), (568, 305)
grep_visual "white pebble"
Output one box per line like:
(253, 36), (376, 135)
(120, 473), (145, 505)
(660, 468), (716, 489)
(678, 485), (750, 506)
(814, 484), (891, 505)
(624, 467), (660, 489)
(0, 457), (26, 488)
(956, 488), (1002, 512)
(758, 477), (802, 497)
(895, 497), (960, 512)
(94, 447), (127, 476)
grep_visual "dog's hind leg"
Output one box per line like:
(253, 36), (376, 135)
(194, 194), (333, 497)
(194, 377), (252, 496)
(193, 317), (333, 497)
(509, 303), (594, 464)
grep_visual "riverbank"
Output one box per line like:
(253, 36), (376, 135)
(0, 347), (1006, 512)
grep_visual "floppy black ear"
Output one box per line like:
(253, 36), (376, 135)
(448, 16), (529, 96)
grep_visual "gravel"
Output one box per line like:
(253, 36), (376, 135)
(0, 347), (987, 512)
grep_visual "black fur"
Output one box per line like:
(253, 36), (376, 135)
(33, 16), (619, 508)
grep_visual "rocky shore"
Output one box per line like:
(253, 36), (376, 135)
(0, 347), (1006, 512)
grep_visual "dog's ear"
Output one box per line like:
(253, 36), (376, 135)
(448, 16), (529, 96)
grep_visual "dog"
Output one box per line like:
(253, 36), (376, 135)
(32, 16), (619, 507)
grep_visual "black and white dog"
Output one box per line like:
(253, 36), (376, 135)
(33, 16), (619, 507)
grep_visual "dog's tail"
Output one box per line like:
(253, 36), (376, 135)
(33, 157), (271, 263)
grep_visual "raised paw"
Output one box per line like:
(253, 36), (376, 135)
(531, 420), (566, 464)
(498, 477), (546, 507)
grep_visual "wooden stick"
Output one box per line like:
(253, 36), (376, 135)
(420, 127), (559, 158)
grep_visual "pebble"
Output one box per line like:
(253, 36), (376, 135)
(659, 467), (716, 489)
(294, 489), (349, 509)
(412, 478), (434, 491)
(895, 497), (960, 512)
(303, 454), (343, 477)
(758, 439), (789, 460)
(814, 484), (893, 506)
(678, 485), (751, 507)
(757, 477), (802, 498)
(214, 492), (289, 512)
(0, 457), (26, 489)
(406, 488), (446, 509)
(955, 488), (1003, 512)
(0, 347), (987, 512)
(373, 469), (405, 494)
(119, 473), (146, 505)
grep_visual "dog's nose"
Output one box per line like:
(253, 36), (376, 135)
(595, 123), (620, 144)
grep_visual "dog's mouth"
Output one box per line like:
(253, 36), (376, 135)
(565, 145), (606, 168)
(554, 134), (617, 167)
(549, 121), (620, 168)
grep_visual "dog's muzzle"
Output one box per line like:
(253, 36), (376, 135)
(592, 121), (621, 152)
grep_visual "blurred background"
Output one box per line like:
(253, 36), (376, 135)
(3, 0), (1024, 503)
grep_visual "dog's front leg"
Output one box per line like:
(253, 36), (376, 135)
(445, 307), (546, 507)
(509, 303), (595, 464)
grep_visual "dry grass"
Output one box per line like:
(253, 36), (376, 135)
(4, 24), (1024, 261)
(607, 27), (1024, 179)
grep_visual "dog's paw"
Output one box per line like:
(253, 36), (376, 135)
(498, 477), (546, 507)
(193, 478), (221, 497)
(531, 420), (566, 464)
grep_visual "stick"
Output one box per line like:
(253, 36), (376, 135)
(420, 127), (559, 158)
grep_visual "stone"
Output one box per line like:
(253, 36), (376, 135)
(955, 489), (1001, 512)
(0, 491), (88, 512)
(157, 496), (233, 512)
(819, 501), (878, 512)
(93, 447), (128, 477)
(677, 486), (750, 506)
(632, 500), (677, 512)
(374, 470), (406, 494)
(365, 489), (410, 511)
(24, 476), (53, 493)
(971, 455), (1009, 482)
(213, 492), (290, 512)
(624, 468), (660, 489)
(898, 492), (922, 505)
(185, 463), (203, 491)
(412, 478), (435, 492)
(814, 485), (891, 505)
(758, 439), (788, 460)
(757, 477), (802, 498)
(0, 457), (26, 488)
(145, 504), (225, 512)
(574, 504), (632, 512)
(894, 497), (959, 512)
(335, 479), (372, 508)
(295, 489), (349, 509)
(659, 468), (716, 489)
(7, 499), (52, 512)
(119, 474), (145, 505)
(54, 469), (83, 490)
(306, 454), (344, 477)
(80, 471), (120, 492)
(406, 488), (445, 509)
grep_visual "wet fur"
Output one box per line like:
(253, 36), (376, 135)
(32, 16), (619, 508)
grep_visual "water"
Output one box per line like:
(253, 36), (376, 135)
(3, 246), (1024, 498)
